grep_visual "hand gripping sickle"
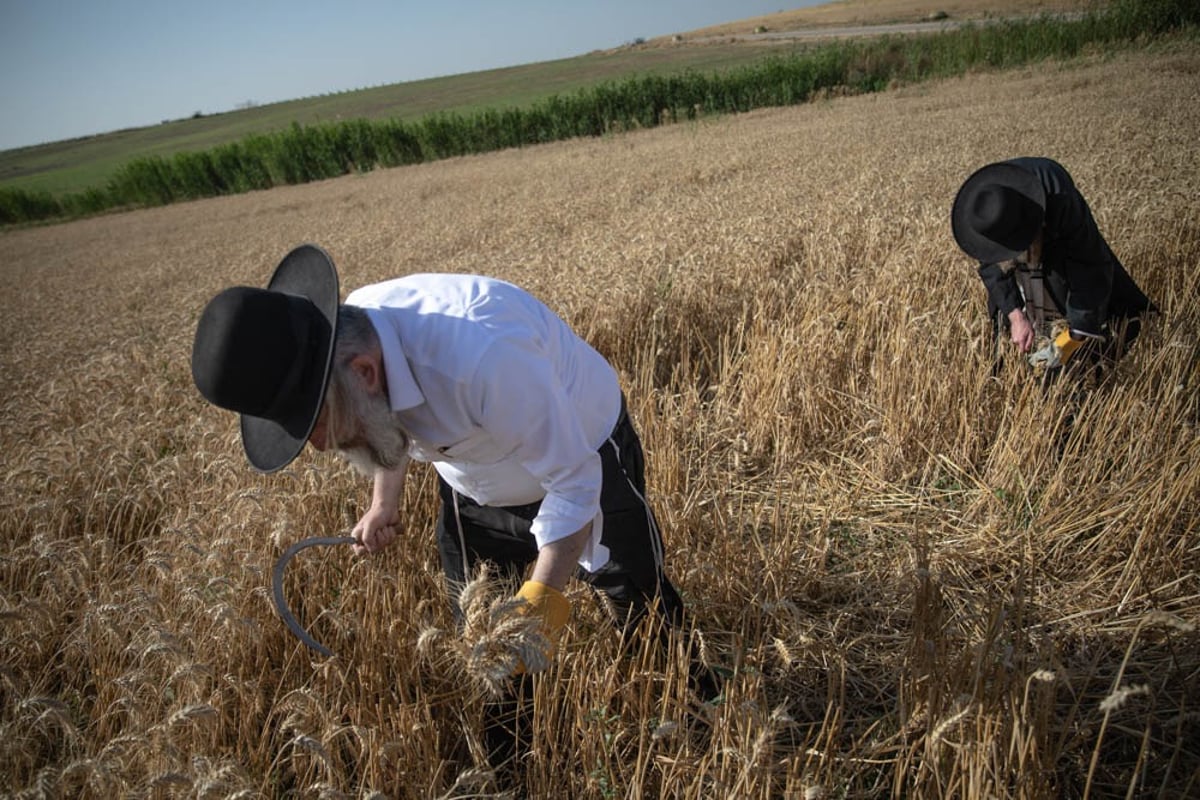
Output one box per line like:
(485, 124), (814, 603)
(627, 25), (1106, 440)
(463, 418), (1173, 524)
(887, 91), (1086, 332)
(271, 536), (357, 657)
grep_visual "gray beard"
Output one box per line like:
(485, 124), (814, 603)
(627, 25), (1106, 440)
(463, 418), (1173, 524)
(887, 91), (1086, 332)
(335, 378), (410, 477)
(340, 445), (391, 478)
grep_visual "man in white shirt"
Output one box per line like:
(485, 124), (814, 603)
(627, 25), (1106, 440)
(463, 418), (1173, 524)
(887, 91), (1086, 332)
(317, 263), (686, 635)
(191, 244), (712, 770)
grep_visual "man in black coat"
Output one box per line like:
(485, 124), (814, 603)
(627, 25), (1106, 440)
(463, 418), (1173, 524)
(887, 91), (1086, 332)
(951, 157), (1155, 375)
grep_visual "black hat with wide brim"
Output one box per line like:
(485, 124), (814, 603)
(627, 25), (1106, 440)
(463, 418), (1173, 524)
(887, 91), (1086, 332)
(191, 244), (339, 473)
(951, 161), (1047, 263)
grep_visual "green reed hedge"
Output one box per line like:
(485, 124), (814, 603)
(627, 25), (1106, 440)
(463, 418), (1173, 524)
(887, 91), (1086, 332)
(2, 0), (1194, 225)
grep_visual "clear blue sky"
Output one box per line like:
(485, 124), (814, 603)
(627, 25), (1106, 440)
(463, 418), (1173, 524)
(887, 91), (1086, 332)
(0, 0), (820, 151)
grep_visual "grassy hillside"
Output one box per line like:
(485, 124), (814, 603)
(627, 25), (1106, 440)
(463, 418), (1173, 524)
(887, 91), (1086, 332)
(0, 43), (802, 196)
(0, 0), (1096, 197)
(674, 0), (1093, 37)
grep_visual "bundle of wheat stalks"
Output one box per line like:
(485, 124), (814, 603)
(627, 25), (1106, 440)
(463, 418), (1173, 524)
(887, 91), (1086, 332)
(1, 44), (1197, 799)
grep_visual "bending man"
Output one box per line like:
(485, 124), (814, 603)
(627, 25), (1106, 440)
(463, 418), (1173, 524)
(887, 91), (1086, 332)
(951, 157), (1155, 376)
(190, 244), (713, 770)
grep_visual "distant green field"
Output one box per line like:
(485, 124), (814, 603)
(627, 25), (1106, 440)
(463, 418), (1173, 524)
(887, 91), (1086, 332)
(0, 42), (809, 196)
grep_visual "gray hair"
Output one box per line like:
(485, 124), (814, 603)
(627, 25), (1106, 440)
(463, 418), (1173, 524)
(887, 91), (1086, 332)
(323, 305), (410, 471)
(334, 304), (378, 363)
(323, 305), (378, 452)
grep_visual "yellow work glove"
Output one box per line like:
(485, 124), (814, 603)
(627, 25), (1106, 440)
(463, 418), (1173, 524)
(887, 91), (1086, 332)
(1029, 329), (1084, 372)
(513, 580), (570, 674)
(1054, 328), (1084, 364)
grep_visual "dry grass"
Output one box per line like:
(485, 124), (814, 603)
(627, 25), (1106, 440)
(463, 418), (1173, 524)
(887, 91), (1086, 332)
(665, 0), (1100, 40)
(2, 43), (1198, 799)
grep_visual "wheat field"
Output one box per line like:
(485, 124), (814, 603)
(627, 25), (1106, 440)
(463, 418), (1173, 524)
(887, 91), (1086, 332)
(2, 43), (1198, 799)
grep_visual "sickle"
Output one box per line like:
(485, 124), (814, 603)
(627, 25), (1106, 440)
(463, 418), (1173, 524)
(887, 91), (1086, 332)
(271, 536), (357, 657)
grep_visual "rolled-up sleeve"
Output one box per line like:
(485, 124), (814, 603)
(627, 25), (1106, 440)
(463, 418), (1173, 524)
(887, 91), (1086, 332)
(469, 339), (602, 547)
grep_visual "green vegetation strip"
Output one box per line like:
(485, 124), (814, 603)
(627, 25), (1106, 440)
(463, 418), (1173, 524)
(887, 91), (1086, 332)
(2, 0), (1195, 226)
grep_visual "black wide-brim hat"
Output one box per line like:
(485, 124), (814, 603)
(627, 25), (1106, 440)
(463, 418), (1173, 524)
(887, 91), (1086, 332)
(191, 244), (339, 473)
(951, 161), (1047, 263)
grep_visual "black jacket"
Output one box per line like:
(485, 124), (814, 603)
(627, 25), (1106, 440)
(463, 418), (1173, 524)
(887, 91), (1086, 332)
(978, 157), (1154, 336)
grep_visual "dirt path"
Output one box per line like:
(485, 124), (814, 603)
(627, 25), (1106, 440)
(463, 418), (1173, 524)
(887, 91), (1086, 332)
(689, 11), (1086, 45)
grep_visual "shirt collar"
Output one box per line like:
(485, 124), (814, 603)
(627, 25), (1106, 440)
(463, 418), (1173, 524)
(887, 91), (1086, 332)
(362, 306), (425, 411)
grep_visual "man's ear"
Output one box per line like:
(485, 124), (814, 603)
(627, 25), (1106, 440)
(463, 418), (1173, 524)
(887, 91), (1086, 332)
(348, 352), (383, 394)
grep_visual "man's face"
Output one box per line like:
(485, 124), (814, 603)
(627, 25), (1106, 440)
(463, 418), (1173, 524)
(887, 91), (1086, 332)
(1017, 227), (1045, 266)
(306, 402), (373, 454)
(997, 227), (1046, 273)
(308, 405), (335, 452)
(309, 368), (408, 475)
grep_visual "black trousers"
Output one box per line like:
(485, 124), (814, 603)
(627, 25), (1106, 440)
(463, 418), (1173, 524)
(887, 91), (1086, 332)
(434, 398), (685, 633)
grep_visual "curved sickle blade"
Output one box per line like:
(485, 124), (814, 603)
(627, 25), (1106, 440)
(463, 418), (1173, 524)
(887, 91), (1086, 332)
(271, 536), (357, 657)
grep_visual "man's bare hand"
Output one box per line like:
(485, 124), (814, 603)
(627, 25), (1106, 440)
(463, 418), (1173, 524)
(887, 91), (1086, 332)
(353, 504), (400, 555)
(353, 463), (409, 555)
(1007, 308), (1035, 353)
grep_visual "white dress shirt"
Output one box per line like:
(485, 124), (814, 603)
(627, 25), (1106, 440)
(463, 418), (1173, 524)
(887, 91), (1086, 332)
(345, 274), (622, 554)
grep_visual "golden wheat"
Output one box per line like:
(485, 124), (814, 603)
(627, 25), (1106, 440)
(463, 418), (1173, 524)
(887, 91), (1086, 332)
(1, 42), (1198, 799)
